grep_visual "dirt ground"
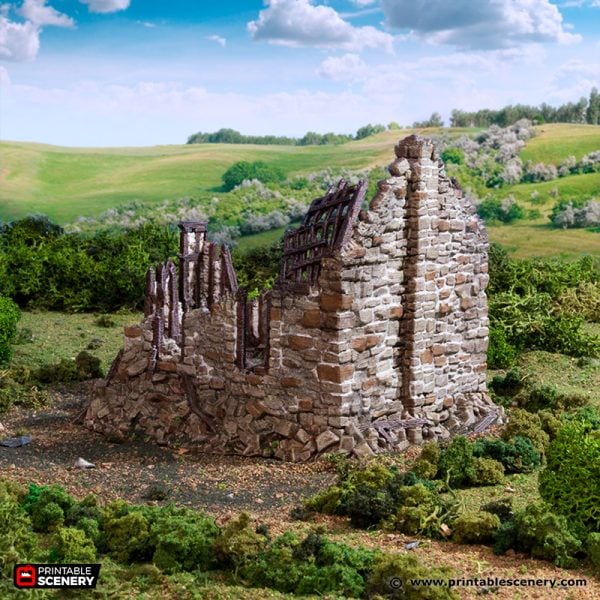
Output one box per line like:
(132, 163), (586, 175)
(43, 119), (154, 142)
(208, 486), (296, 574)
(0, 383), (598, 600)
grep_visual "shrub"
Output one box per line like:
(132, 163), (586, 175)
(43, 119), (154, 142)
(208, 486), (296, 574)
(437, 436), (476, 488)
(472, 436), (540, 473)
(538, 422), (600, 533)
(388, 484), (446, 538)
(104, 510), (152, 564)
(502, 408), (549, 455)
(213, 513), (268, 568)
(150, 505), (219, 573)
(509, 503), (582, 568)
(470, 458), (505, 486)
(452, 511), (501, 545)
(0, 296), (20, 366)
(481, 498), (513, 523)
(366, 553), (458, 600)
(346, 485), (397, 529)
(26, 484), (75, 533)
(441, 148), (464, 165)
(50, 527), (97, 563)
(587, 532), (600, 570)
(0, 497), (40, 575)
(240, 531), (377, 597)
(413, 442), (440, 479)
(222, 161), (285, 191)
(35, 350), (103, 383)
(487, 325), (518, 369)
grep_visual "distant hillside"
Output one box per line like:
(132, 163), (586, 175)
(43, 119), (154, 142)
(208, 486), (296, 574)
(1, 124), (599, 259)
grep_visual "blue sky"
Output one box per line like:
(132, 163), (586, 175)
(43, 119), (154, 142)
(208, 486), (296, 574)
(1, 0), (599, 146)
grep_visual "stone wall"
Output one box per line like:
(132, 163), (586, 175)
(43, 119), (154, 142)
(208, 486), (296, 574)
(85, 135), (502, 460)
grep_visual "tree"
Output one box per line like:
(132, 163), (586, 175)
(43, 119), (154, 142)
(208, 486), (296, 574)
(412, 112), (444, 128)
(587, 87), (600, 125)
(221, 161), (285, 191)
(355, 123), (386, 139)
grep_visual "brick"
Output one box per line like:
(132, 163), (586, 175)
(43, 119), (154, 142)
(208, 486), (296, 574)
(288, 335), (313, 350)
(390, 305), (404, 319)
(320, 293), (354, 312)
(124, 325), (143, 338)
(281, 377), (303, 388)
(352, 337), (368, 352)
(317, 364), (354, 383)
(157, 361), (177, 372)
(301, 309), (321, 328)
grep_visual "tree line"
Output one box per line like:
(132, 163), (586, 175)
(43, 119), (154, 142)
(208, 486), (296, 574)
(187, 88), (600, 145)
(450, 87), (600, 128)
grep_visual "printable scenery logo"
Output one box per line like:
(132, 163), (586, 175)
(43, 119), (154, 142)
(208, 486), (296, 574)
(14, 564), (101, 589)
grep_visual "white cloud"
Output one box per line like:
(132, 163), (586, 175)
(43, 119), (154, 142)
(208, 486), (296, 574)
(207, 34), (226, 47)
(0, 16), (40, 61)
(0, 64), (10, 86)
(247, 0), (394, 53)
(317, 53), (367, 82)
(0, 1), (73, 62)
(79, 0), (130, 13)
(18, 0), (74, 27)
(350, 0), (378, 5)
(381, 0), (580, 49)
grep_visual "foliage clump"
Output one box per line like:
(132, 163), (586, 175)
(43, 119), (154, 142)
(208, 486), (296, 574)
(366, 553), (458, 599)
(538, 421), (600, 533)
(437, 436), (476, 488)
(452, 511), (501, 545)
(471, 457), (505, 486)
(25, 484), (76, 533)
(149, 505), (219, 573)
(472, 436), (540, 473)
(222, 161), (286, 191)
(213, 513), (268, 568)
(239, 531), (377, 598)
(0, 296), (20, 366)
(502, 408), (549, 455)
(50, 527), (97, 563)
(494, 503), (582, 568)
(35, 350), (103, 383)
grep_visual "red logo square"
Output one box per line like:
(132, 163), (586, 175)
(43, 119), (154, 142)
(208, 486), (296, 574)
(15, 565), (37, 588)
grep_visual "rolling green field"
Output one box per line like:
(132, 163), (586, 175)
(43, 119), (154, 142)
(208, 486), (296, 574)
(0, 127), (474, 224)
(519, 123), (600, 164)
(1, 124), (600, 259)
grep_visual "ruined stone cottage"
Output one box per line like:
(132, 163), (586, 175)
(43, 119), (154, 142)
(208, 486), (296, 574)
(85, 135), (502, 461)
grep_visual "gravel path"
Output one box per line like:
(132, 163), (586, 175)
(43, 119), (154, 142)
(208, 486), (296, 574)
(0, 383), (335, 519)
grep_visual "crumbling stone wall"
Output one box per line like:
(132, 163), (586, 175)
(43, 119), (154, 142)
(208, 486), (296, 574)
(85, 135), (502, 460)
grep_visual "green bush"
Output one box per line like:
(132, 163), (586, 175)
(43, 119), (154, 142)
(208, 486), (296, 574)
(35, 350), (103, 383)
(539, 422), (600, 533)
(472, 436), (540, 473)
(388, 484), (448, 538)
(470, 457), (505, 486)
(502, 408), (549, 455)
(452, 511), (501, 545)
(366, 553), (458, 599)
(213, 513), (268, 568)
(150, 505), (219, 573)
(437, 436), (476, 488)
(0, 497), (40, 576)
(104, 510), (152, 564)
(50, 527), (97, 562)
(222, 161), (285, 191)
(240, 531), (377, 597)
(0, 296), (20, 366)
(507, 503), (582, 567)
(587, 532), (600, 570)
(481, 498), (513, 523)
(26, 484), (75, 533)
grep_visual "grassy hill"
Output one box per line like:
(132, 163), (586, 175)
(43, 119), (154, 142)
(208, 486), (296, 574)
(0, 127), (476, 224)
(1, 124), (599, 258)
